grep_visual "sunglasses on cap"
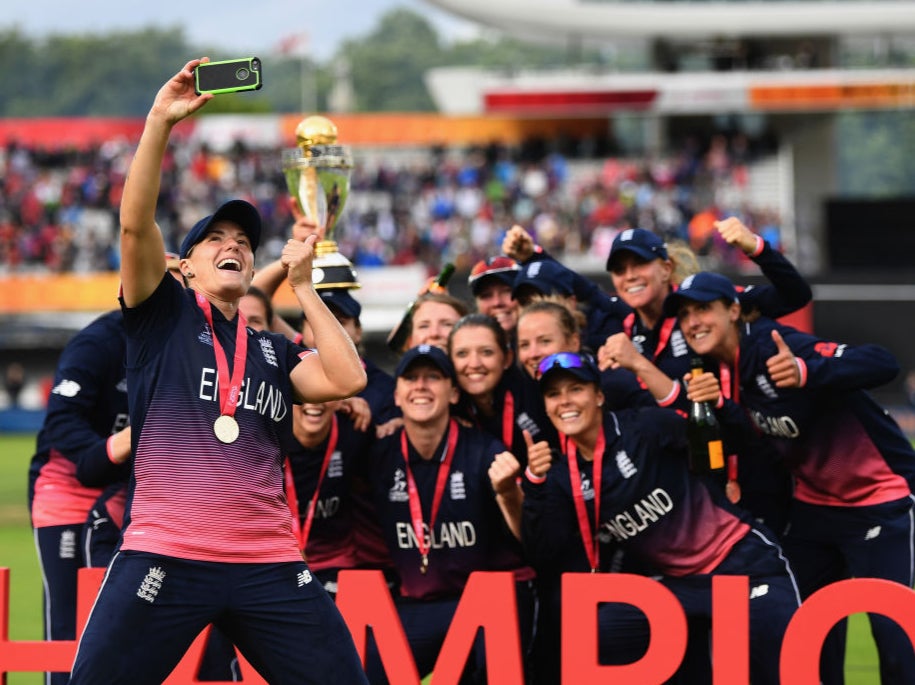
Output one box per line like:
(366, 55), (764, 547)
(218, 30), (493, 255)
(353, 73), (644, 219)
(537, 352), (588, 379)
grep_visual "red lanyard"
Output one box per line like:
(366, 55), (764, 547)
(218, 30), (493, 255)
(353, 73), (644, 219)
(717, 349), (741, 489)
(284, 414), (339, 552)
(624, 313), (677, 362)
(501, 390), (515, 451)
(401, 419), (459, 574)
(195, 292), (248, 418)
(566, 426), (606, 572)
(717, 346), (740, 404)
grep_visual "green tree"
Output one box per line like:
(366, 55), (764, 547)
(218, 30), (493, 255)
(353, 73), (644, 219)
(340, 9), (444, 111)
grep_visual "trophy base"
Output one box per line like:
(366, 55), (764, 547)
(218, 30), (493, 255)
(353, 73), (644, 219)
(312, 241), (360, 290)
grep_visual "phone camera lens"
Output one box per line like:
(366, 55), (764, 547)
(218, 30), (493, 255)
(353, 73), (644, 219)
(236, 68), (250, 81)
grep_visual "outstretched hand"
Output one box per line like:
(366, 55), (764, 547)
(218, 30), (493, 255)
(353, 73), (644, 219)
(715, 216), (758, 255)
(150, 59), (213, 125)
(767, 329), (801, 388)
(501, 225), (535, 262)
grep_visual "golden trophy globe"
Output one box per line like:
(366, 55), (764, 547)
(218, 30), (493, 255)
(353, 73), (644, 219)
(282, 115), (358, 289)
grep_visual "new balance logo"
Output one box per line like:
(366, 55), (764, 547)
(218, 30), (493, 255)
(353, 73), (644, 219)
(137, 567), (166, 603)
(297, 570), (313, 587)
(865, 526), (881, 541)
(750, 584), (769, 599)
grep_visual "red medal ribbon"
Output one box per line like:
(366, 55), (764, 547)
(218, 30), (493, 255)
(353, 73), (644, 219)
(284, 414), (339, 552)
(502, 390), (515, 451)
(718, 346), (740, 404)
(401, 418), (459, 572)
(195, 292), (248, 419)
(718, 349), (743, 502)
(624, 313), (677, 362)
(566, 425), (606, 572)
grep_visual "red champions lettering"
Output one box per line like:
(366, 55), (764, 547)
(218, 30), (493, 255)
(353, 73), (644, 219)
(780, 578), (915, 685)
(3, 569), (915, 683)
(561, 573), (687, 684)
(814, 341), (838, 357)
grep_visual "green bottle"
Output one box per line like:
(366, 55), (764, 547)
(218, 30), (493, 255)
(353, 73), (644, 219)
(687, 357), (725, 473)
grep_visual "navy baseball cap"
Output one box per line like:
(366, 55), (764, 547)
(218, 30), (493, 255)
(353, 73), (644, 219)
(606, 228), (668, 272)
(468, 256), (521, 296)
(512, 259), (574, 303)
(320, 288), (362, 320)
(537, 352), (601, 387)
(663, 272), (739, 317)
(395, 344), (456, 382)
(179, 199), (262, 259)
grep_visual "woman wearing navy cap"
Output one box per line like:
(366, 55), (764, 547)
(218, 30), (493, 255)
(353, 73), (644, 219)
(468, 256), (522, 335)
(365, 344), (536, 683)
(523, 351), (800, 684)
(598, 221), (808, 531)
(667, 271), (915, 685)
(516, 300), (655, 417)
(68, 59), (369, 685)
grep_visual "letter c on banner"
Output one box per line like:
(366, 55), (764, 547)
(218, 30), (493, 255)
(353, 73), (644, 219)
(781, 577), (915, 685)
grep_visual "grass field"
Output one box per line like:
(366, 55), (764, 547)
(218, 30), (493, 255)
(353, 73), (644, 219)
(0, 432), (881, 683)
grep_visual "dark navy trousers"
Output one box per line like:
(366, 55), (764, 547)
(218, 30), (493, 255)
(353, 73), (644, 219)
(69, 550), (369, 685)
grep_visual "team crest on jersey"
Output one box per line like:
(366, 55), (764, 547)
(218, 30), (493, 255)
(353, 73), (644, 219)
(198, 324), (213, 347)
(755, 374), (778, 399)
(258, 337), (278, 367)
(327, 451), (343, 478)
(516, 412), (541, 438)
(631, 335), (646, 355)
(669, 330), (689, 358)
(615, 450), (637, 478)
(580, 476), (594, 502)
(52, 379), (81, 398)
(389, 468), (409, 502)
(450, 471), (466, 500)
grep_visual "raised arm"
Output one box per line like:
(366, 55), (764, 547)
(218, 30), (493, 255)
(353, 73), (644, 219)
(717, 217), (812, 318)
(285, 236), (367, 402)
(120, 59), (212, 307)
(252, 212), (321, 340)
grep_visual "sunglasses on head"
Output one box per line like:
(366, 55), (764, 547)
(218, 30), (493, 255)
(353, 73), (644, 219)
(537, 352), (587, 380)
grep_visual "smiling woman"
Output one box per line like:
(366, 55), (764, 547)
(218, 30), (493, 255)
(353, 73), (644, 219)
(65, 59), (369, 685)
(365, 343), (537, 682)
(522, 350), (802, 684)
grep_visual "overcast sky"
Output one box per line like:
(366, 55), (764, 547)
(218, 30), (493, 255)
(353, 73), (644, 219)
(3, 0), (479, 60)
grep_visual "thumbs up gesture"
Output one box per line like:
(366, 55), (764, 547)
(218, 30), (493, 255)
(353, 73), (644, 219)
(766, 329), (801, 388)
(524, 429), (554, 479)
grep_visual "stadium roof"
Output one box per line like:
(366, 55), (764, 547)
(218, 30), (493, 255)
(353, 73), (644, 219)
(424, 0), (915, 39)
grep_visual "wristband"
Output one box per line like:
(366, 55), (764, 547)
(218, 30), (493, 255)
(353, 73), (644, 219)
(525, 466), (546, 484)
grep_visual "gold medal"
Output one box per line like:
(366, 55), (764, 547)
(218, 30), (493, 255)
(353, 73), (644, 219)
(420, 554), (429, 574)
(214, 415), (240, 444)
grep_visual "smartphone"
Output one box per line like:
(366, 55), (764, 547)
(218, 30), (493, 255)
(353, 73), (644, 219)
(194, 57), (262, 95)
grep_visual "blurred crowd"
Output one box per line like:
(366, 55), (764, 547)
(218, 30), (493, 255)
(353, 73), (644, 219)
(0, 130), (783, 278)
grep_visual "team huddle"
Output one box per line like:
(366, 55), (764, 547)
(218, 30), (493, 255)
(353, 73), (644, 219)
(27, 60), (915, 685)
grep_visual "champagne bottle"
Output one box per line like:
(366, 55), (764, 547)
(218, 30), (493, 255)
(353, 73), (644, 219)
(686, 357), (725, 473)
(386, 263), (455, 351)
